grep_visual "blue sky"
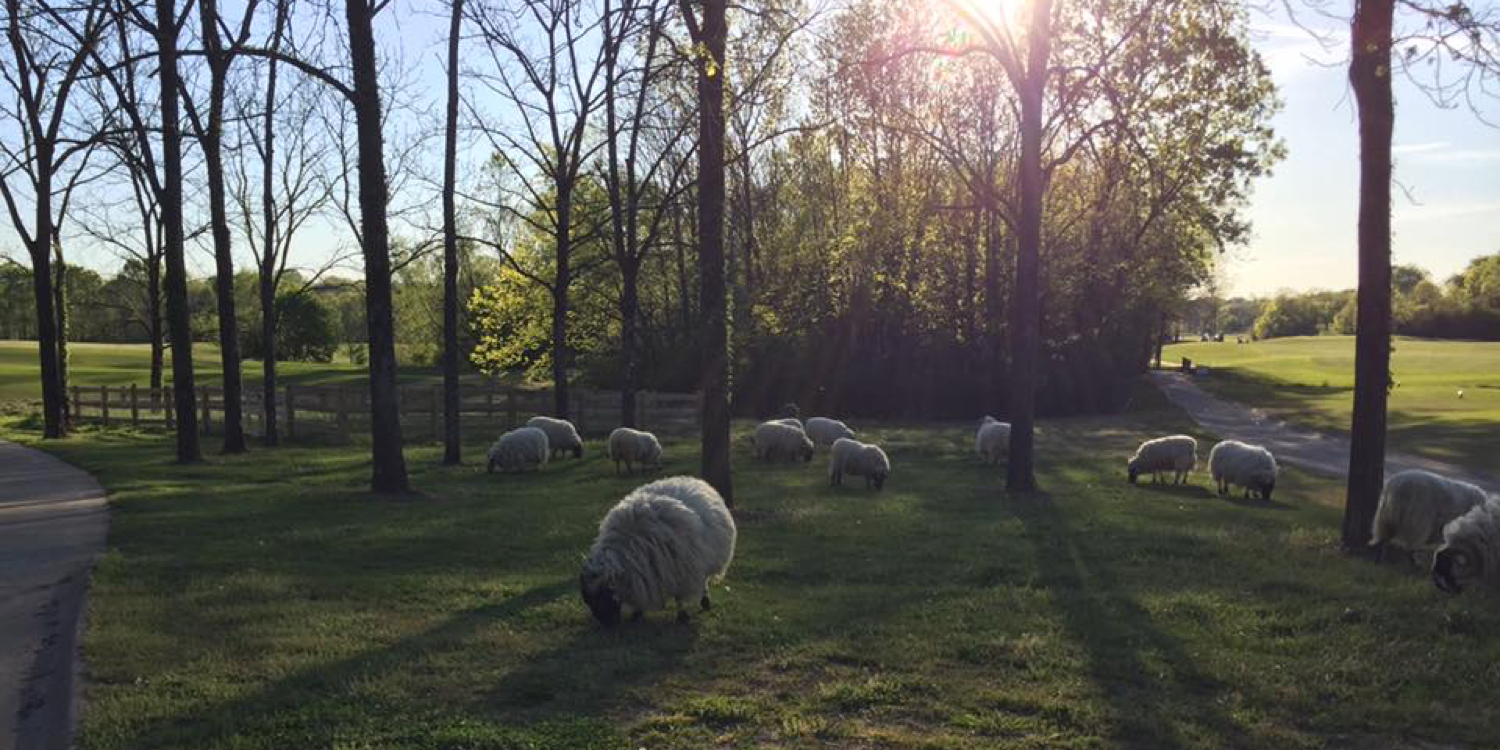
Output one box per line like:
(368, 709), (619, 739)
(1236, 9), (1500, 296)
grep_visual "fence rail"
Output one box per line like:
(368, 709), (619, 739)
(68, 383), (699, 440)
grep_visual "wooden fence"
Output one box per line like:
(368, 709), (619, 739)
(68, 383), (699, 440)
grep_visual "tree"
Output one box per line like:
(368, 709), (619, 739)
(0, 0), (113, 438)
(442, 0), (464, 464)
(680, 0), (733, 504)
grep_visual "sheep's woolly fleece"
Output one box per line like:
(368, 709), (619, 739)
(975, 417), (1011, 465)
(486, 426), (549, 472)
(1371, 469), (1489, 552)
(829, 437), (890, 489)
(607, 427), (663, 473)
(1127, 435), (1197, 485)
(527, 416), (584, 458)
(805, 417), (856, 448)
(754, 421), (814, 462)
(1207, 440), (1277, 499)
(1434, 499), (1500, 594)
(580, 476), (737, 624)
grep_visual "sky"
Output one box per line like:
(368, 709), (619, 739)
(4, 1), (1497, 298)
(1235, 7), (1500, 297)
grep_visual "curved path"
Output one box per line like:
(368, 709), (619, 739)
(1152, 371), (1499, 495)
(1, 440), (108, 750)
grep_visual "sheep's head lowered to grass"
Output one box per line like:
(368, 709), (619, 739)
(579, 556), (623, 627)
(1433, 544), (1480, 594)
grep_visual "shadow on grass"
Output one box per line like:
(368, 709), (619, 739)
(102, 580), (697, 748)
(1009, 491), (1247, 748)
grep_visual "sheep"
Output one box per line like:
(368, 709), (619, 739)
(770, 417), (804, 430)
(1127, 435), (1198, 485)
(607, 427), (663, 474)
(486, 426), (550, 473)
(829, 437), (890, 490)
(1432, 498), (1500, 595)
(526, 415), (584, 459)
(1207, 440), (1278, 500)
(805, 417), (856, 448)
(975, 417), (1011, 465)
(753, 421), (814, 462)
(1369, 469), (1490, 564)
(579, 476), (737, 625)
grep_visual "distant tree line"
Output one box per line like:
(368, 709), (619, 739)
(1179, 252), (1500, 342)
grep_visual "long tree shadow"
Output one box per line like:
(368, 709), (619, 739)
(101, 580), (686, 748)
(1008, 492), (1249, 749)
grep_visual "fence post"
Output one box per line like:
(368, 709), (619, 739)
(431, 384), (441, 439)
(164, 387), (174, 430)
(100, 385), (110, 426)
(130, 383), (140, 426)
(285, 385), (296, 439)
(200, 387), (211, 435)
(506, 389), (518, 428)
(71, 386), (80, 421)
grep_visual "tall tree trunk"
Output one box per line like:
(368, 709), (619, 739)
(149, 265), (163, 392)
(552, 189), (572, 419)
(259, 4), (284, 446)
(1005, 0), (1051, 494)
(201, 0), (246, 454)
(346, 0), (410, 494)
(157, 0), (201, 462)
(27, 148), (64, 438)
(1342, 0), (1395, 551)
(441, 0), (464, 464)
(693, 0), (732, 504)
(53, 236), (70, 427)
(620, 258), (640, 427)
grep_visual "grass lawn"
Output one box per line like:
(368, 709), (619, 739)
(0, 340), (457, 402)
(1164, 335), (1500, 477)
(6, 384), (1499, 749)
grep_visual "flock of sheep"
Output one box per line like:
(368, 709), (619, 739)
(486, 411), (1496, 627)
(1127, 433), (1500, 595)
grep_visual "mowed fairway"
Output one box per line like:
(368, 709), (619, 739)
(1165, 336), (1500, 476)
(8, 389), (1499, 749)
(0, 341), (444, 402)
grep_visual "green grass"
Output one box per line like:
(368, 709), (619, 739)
(1164, 335), (1500, 477)
(0, 340), (454, 401)
(7, 383), (1499, 749)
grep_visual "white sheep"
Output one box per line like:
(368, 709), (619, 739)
(805, 417), (856, 448)
(829, 437), (890, 490)
(1127, 435), (1198, 485)
(1433, 498), (1500, 595)
(770, 417), (804, 430)
(975, 416), (1011, 465)
(1370, 469), (1489, 563)
(753, 421), (814, 462)
(607, 427), (663, 474)
(527, 415), (584, 459)
(1208, 440), (1278, 500)
(486, 426), (550, 473)
(579, 476), (737, 625)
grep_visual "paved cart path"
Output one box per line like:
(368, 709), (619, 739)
(0, 440), (108, 750)
(1152, 371), (1500, 495)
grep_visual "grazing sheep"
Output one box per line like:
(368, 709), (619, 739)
(1207, 440), (1278, 500)
(805, 417), (856, 448)
(975, 417), (1011, 465)
(526, 415), (584, 459)
(829, 437), (890, 490)
(607, 427), (663, 474)
(580, 476), (737, 625)
(1370, 469), (1490, 563)
(1127, 435), (1198, 485)
(1433, 499), (1500, 595)
(486, 426), (550, 473)
(770, 417), (804, 430)
(753, 421), (814, 462)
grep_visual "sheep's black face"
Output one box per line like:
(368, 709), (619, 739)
(872, 473), (887, 490)
(1433, 547), (1474, 595)
(802, 446), (813, 463)
(1128, 467), (1140, 484)
(1260, 480), (1275, 500)
(572, 445), (584, 459)
(580, 572), (623, 626)
(486, 457), (497, 474)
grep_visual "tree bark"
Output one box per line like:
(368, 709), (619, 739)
(691, 0), (733, 504)
(620, 258), (640, 426)
(149, 258), (163, 391)
(1342, 0), (1395, 551)
(259, 1), (286, 447)
(201, 0), (246, 454)
(27, 157), (64, 437)
(552, 186), (573, 420)
(1005, 0), (1052, 494)
(52, 236), (70, 428)
(441, 0), (464, 464)
(157, 0), (201, 462)
(346, 0), (410, 493)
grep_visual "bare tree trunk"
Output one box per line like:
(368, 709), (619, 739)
(52, 236), (70, 427)
(149, 264), (163, 392)
(259, 3), (285, 447)
(201, 0), (246, 454)
(441, 0), (464, 464)
(157, 0), (201, 462)
(27, 158), (64, 437)
(1005, 0), (1051, 494)
(1343, 0), (1395, 552)
(346, 0), (409, 493)
(552, 189), (572, 419)
(620, 258), (640, 426)
(689, 0), (733, 504)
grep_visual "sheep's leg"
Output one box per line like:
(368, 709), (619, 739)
(1375, 542), (1386, 564)
(675, 598), (692, 624)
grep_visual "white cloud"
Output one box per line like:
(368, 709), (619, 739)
(1392, 141), (1449, 154)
